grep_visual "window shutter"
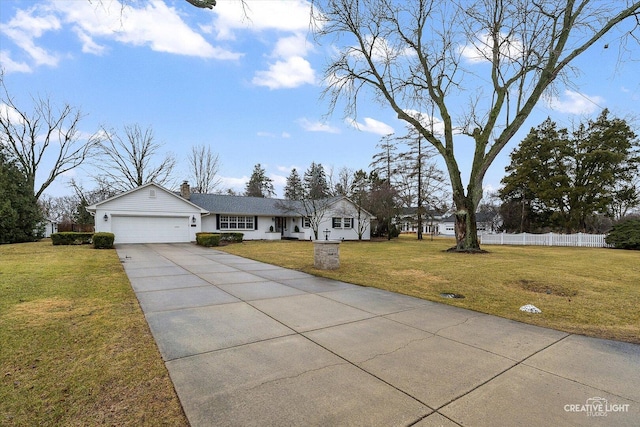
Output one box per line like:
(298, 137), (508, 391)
(216, 214), (220, 230)
(255, 216), (258, 230)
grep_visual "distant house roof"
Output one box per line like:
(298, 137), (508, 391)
(399, 207), (445, 217)
(441, 212), (498, 223)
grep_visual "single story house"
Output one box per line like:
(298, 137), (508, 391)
(439, 212), (502, 236)
(396, 207), (446, 235)
(86, 182), (373, 244)
(41, 218), (58, 238)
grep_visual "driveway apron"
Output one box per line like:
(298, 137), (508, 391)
(117, 243), (640, 427)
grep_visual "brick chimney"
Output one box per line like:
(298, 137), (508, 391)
(180, 181), (190, 200)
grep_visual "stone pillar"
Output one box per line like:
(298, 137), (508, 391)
(314, 240), (340, 270)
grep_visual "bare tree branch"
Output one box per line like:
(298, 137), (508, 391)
(92, 123), (176, 193)
(188, 144), (221, 193)
(0, 75), (98, 200)
(313, 0), (640, 250)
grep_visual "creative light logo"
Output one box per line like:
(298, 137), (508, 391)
(564, 397), (630, 417)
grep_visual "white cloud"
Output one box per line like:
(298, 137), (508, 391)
(0, 0), (243, 73)
(459, 31), (524, 64)
(270, 173), (287, 188)
(346, 117), (394, 136)
(277, 165), (299, 173)
(354, 34), (415, 63)
(252, 56), (316, 89)
(212, 0), (312, 40)
(298, 118), (340, 134)
(272, 33), (312, 58)
(0, 50), (32, 73)
(213, 1), (316, 90)
(405, 109), (445, 136)
(0, 7), (61, 68)
(73, 28), (106, 55)
(0, 103), (26, 126)
(546, 90), (604, 114)
(219, 175), (248, 192)
(53, 0), (241, 60)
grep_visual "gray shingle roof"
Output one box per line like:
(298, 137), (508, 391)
(189, 194), (299, 216)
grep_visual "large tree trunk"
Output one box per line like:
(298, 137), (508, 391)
(449, 173), (484, 252)
(453, 201), (480, 251)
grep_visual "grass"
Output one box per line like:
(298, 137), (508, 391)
(0, 241), (188, 426)
(218, 235), (640, 344)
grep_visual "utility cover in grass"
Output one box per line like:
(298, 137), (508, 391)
(520, 304), (542, 314)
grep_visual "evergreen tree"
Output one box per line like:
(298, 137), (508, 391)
(0, 146), (42, 244)
(500, 111), (639, 232)
(284, 168), (304, 200)
(74, 198), (95, 231)
(303, 162), (330, 199)
(244, 164), (275, 198)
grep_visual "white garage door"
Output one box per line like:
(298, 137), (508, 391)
(111, 216), (190, 244)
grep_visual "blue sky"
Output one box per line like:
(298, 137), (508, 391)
(1, 0), (638, 200)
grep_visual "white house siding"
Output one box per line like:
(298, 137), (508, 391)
(201, 202), (371, 242)
(320, 199), (371, 241)
(92, 185), (203, 243)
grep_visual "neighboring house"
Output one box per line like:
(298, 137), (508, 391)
(439, 212), (501, 236)
(87, 182), (373, 244)
(38, 218), (58, 238)
(396, 207), (446, 235)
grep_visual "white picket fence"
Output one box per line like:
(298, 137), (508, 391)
(481, 232), (611, 248)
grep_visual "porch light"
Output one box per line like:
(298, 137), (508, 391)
(192, 215), (197, 224)
(103, 214), (108, 222)
(323, 228), (331, 240)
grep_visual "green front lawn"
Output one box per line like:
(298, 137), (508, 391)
(0, 241), (187, 426)
(218, 236), (640, 344)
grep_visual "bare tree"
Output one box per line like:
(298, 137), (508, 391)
(93, 123), (176, 193)
(333, 166), (354, 196)
(188, 144), (221, 193)
(277, 198), (334, 240)
(314, 0), (640, 251)
(0, 76), (98, 199)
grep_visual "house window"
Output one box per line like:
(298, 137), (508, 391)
(332, 217), (353, 229)
(303, 217), (311, 228)
(219, 215), (254, 230)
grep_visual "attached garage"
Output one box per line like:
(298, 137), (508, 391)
(87, 183), (208, 244)
(111, 215), (190, 244)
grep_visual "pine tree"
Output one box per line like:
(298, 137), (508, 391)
(284, 168), (304, 200)
(0, 146), (42, 244)
(500, 111), (639, 232)
(244, 164), (275, 198)
(303, 162), (330, 200)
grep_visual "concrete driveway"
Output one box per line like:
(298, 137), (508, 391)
(117, 243), (639, 426)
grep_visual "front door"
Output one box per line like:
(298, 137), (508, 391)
(275, 217), (285, 235)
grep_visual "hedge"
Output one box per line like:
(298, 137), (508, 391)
(195, 232), (244, 247)
(51, 232), (94, 245)
(196, 233), (221, 247)
(220, 232), (244, 243)
(93, 232), (115, 249)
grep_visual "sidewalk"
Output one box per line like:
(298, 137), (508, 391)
(117, 243), (639, 426)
